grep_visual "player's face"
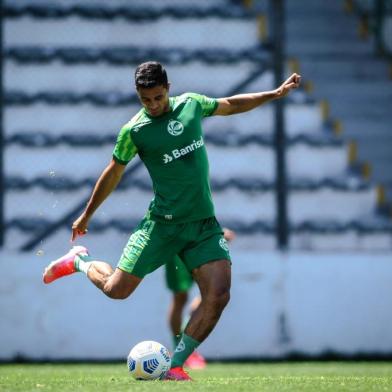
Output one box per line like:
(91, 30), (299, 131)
(137, 84), (170, 117)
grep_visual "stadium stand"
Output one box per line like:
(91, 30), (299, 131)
(286, 0), (392, 201)
(3, 0), (392, 254)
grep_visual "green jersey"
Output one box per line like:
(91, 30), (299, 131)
(113, 92), (218, 224)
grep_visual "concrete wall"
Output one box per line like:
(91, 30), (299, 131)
(1, 250), (392, 360)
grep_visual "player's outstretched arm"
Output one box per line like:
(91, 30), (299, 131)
(71, 159), (126, 241)
(214, 73), (301, 116)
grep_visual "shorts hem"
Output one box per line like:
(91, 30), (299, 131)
(188, 256), (231, 272)
(117, 265), (145, 279)
(168, 286), (193, 293)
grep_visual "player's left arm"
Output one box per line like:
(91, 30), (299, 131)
(213, 73), (301, 116)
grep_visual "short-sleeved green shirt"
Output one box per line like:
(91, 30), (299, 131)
(113, 92), (218, 224)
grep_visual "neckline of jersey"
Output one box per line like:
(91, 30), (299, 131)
(142, 97), (175, 120)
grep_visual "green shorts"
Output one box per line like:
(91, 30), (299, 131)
(165, 256), (194, 293)
(117, 216), (231, 279)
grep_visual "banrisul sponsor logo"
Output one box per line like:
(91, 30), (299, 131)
(162, 137), (204, 164)
(167, 120), (184, 136)
(163, 154), (173, 164)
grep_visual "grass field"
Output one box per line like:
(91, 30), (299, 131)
(1, 362), (392, 391)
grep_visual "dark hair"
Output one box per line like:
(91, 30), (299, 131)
(134, 61), (168, 89)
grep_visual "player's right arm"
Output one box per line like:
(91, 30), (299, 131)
(71, 159), (126, 241)
(71, 123), (137, 242)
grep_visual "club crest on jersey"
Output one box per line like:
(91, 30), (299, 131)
(167, 120), (184, 136)
(219, 237), (229, 252)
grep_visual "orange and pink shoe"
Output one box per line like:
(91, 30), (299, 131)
(184, 351), (207, 370)
(164, 366), (192, 381)
(43, 246), (88, 284)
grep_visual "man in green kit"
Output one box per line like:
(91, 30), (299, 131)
(43, 61), (301, 381)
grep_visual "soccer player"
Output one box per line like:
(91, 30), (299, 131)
(167, 228), (235, 370)
(43, 62), (300, 381)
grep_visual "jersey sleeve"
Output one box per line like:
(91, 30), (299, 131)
(187, 93), (218, 117)
(112, 124), (138, 165)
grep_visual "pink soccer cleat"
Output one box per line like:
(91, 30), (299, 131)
(43, 246), (88, 284)
(184, 351), (207, 370)
(164, 367), (192, 381)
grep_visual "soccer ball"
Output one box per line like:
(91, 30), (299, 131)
(127, 340), (171, 380)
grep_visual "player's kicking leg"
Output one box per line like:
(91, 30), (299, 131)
(43, 246), (142, 299)
(165, 259), (231, 381)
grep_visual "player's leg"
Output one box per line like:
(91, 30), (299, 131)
(169, 291), (188, 342)
(43, 245), (89, 284)
(165, 256), (193, 348)
(185, 259), (231, 341)
(183, 295), (207, 370)
(165, 256), (207, 370)
(170, 228), (235, 340)
(166, 259), (230, 380)
(168, 217), (231, 374)
(42, 246), (142, 299)
(87, 264), (142, 299)
(43, 217), (165, 300)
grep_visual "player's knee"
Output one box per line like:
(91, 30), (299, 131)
(208, 286), (230, 312)
(218, 288), (230, 310)
(103, 284), (131, 300)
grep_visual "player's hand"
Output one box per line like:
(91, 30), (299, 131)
(71, 213), (89, 242)
(276, 73), (301, 98)
(223, 228), (236, 242)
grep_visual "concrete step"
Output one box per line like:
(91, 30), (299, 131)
(328, 102), (392, 119)
(312, 80), (392, 103)
(300, 59), (389, 81)
(286, 0), (346, 13)
(287, 28), (359, 43)
(342, 120), (392, 137)
(288, 39), (375, 57)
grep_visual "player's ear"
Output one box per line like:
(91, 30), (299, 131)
(166, 82), (171, 93)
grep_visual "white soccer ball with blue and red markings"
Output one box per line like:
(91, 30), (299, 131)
(127, 340), (171, 380)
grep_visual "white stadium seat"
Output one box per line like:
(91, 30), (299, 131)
(5, 18), (258, 49)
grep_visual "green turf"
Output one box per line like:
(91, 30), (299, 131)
(1, 362), (392, 391)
